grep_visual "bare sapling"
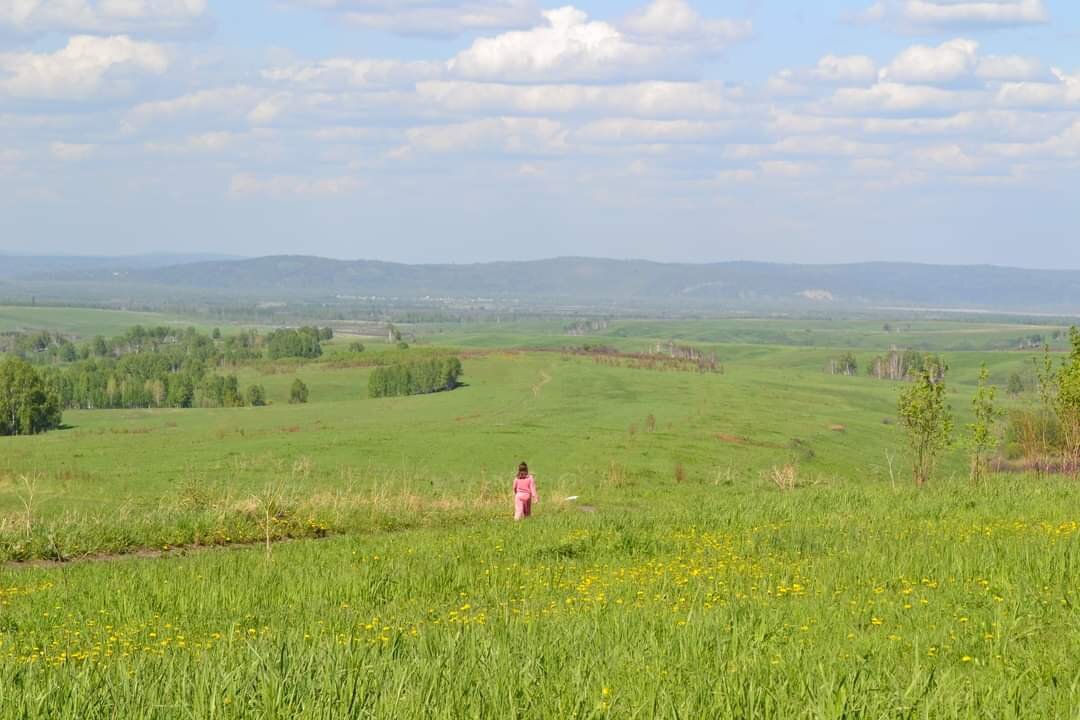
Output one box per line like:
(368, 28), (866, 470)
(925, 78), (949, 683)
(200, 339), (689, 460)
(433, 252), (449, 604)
(254, 481), (288, 560)
(16, 473), (39, 540)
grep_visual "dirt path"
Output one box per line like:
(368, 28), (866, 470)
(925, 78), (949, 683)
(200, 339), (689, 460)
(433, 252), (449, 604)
(532, 369), (553, 398)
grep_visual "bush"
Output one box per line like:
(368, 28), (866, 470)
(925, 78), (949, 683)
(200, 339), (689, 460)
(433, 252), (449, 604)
(246, 385), (267, 407)
(348, 342), (365, 353)
(1005, 408), (1062, 457)
(289, 379), (309, 405)
(369, 356), (463, 399)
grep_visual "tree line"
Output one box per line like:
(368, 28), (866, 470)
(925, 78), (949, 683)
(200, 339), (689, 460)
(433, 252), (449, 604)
(4, 324), (334, 366)
(368, 356), (463, 399)
(826, 349), (946, 382)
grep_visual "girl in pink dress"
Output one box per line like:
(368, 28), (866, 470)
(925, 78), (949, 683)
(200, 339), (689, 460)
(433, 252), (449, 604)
(513, 462), (538, 521)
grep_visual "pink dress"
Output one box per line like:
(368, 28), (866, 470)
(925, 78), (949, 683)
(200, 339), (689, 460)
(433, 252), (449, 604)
(513, 475), (537, 520)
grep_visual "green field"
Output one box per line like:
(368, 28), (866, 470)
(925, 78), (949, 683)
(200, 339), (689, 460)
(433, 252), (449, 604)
(1, 311), (1079, 717)
(0, 306), (218, 339)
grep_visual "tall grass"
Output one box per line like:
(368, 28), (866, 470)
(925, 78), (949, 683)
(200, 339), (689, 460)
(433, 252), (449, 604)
(1, 478), (1079, 717)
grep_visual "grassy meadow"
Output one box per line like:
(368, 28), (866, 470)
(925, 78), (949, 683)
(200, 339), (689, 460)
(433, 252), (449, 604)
(1, 309), (1079, 717)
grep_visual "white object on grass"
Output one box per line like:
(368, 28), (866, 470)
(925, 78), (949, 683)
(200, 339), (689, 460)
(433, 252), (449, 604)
(565, 496), (579, 501)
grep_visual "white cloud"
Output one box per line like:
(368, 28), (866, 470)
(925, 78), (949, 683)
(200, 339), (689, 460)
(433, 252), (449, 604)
(976, 55), (1044, 82)
(0, 0), (209, 36)
(725, 135), (891, 162)
(127, 86), (265, 126)
(879, 39), (979, 86)
(912, 143), (983, 171)
(622, 0), (751, 54)
(859, 0), (1049, 32)
(826, 82), (979, 115)
(229, 172), (362, 196)
(0, 34), (169, 100)
(994, 69), (1080, 109)
(262, 58), (441, 89)
(403, 117), (568, 154)
(447, 6), (674, 83)
(572, 118), (732, 145)
(416, 80), (741, 117)
(49, 141), (95, 160)
(284, 0), (540, 36)
(144, 130), (235, 154)
(769, 54), (877, 95)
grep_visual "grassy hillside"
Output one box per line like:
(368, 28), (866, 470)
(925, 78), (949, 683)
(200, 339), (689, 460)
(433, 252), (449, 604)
(0, 315), (1077, 717)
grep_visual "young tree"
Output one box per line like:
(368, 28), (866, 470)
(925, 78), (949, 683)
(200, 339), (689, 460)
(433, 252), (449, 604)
(897, 365), (954, 487)
(289, 379), (309, 404)
(1007, 372), (1025, 397)
(967, 365), (1002, 484)
(1057, 327), (1080, 473)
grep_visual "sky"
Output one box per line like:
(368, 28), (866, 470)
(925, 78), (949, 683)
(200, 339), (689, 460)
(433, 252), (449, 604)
(1, 0), (1079, 268)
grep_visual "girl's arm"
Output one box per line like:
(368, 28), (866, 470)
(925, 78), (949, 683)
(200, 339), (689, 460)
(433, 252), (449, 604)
(530, 477), (538, 501)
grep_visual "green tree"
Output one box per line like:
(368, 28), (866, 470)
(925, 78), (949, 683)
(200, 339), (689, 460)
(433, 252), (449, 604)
(0, 357), (62, 436)
(246, 384), (267, 407)
(967, 365), (1002, 484)
(289, 379), (309, 404)
(897, 364), (954, 487)
(1057, 327), (1080, 473)
(1007, 372), (1025, 397)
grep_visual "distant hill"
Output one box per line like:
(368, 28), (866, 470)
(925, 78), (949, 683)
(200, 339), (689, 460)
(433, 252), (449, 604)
(0, 254), (243, 281)
(6, 255), (1080, 313)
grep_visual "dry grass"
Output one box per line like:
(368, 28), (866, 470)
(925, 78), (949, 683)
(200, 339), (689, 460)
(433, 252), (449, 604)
(766, 463), (800, 492)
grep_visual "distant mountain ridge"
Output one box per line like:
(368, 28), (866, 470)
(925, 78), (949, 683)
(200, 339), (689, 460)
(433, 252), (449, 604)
(0, 254), (243, 280)
(6, 255), (1080, 313)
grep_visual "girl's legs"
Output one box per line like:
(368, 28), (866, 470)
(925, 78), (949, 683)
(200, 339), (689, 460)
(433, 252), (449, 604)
(514, 493), (527, 521)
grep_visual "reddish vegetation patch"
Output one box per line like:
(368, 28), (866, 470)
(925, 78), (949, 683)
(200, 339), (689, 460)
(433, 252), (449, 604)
(829, 424), (847, 432)
(716, 433), (749, 445)
(991, 457), (1080, 475)
(281, 426), (302, 433)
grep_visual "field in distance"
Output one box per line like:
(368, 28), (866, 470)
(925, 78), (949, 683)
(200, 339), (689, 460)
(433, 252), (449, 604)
(1, 309), (1078, 717)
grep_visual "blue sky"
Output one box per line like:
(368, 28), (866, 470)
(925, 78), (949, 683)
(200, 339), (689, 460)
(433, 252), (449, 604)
(1, 0), (1079, 267)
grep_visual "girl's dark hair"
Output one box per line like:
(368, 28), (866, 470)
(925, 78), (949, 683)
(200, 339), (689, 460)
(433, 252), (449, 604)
(517, 462), (529, 478)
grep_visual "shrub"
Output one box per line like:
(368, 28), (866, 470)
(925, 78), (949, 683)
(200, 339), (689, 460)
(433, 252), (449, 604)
(246, 385), (267, 407)
(289, 379), (309, 405)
